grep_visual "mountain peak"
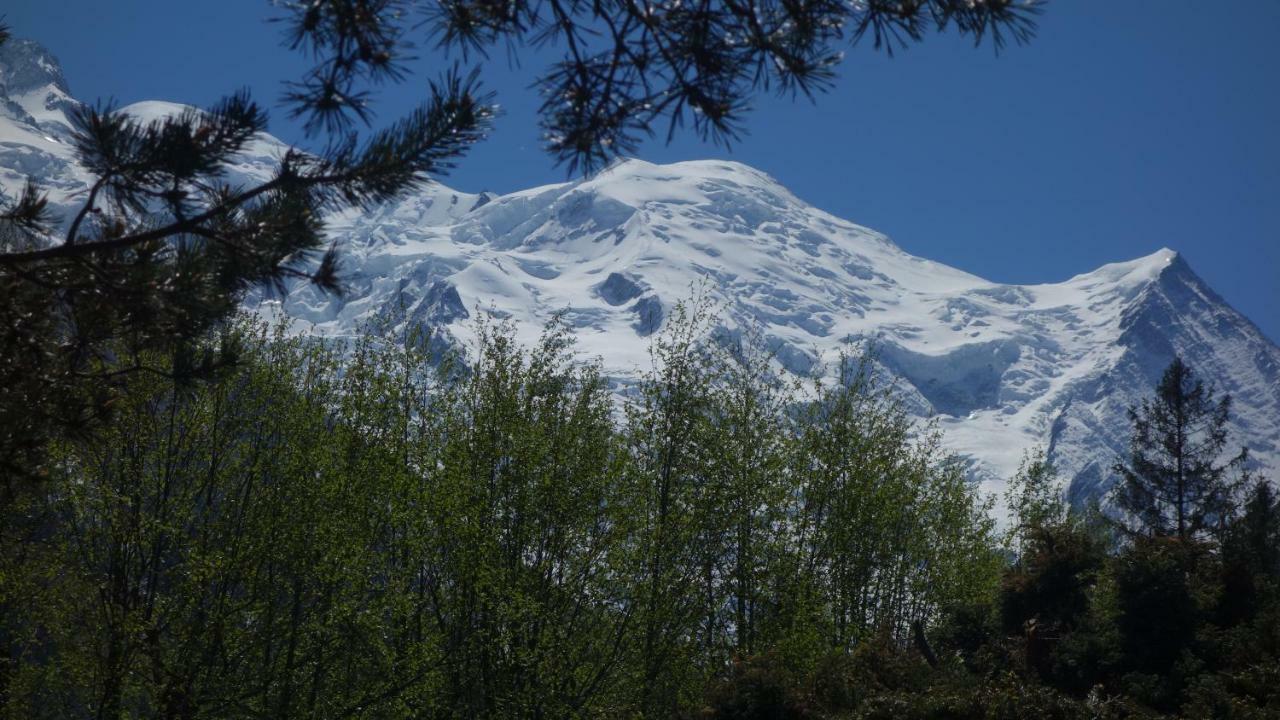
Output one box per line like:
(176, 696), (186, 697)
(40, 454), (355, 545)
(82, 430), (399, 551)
(118, 100), (196, 123)
(587, 157), (791, 196)
(1124, 247), (1184, 285)
(1056, 247), (1180, 292)
(0, 37), (69, 97)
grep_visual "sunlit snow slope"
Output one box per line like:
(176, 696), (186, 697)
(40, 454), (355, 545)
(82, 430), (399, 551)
(3, 39), (1276, 505)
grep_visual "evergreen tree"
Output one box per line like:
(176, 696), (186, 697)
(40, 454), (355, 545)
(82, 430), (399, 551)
(999, 456), (1106, 688)
(1112, 536), (1206, 705)
(1112, 357), (1248, 541)
(1218, 479), (1280, 624)
(1229, 480), (1280, 578)
(0, 21), (494, 486)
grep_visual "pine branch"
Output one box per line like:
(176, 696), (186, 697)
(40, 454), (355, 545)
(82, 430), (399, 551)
(0, 180), (53, 236)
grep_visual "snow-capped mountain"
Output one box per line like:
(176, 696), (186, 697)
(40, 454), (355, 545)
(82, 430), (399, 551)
(0, 37), (86, 226)
(258, 158), (1279, 504)
(3, 39), (1276, 506)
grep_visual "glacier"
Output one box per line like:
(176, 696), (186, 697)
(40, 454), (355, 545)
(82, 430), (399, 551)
(3, 39), (1276, 509)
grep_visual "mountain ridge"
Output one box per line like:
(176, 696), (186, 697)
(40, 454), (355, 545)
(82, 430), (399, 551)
(2, 39), (1275, 510)
(227, 157), (1280, 504)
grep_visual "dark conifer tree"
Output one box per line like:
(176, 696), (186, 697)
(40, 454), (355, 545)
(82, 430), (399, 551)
(1113, 357), (1249, 541)
(1227, 480), (1280, 577)
(0, 22), (495, 485)
(1217, 479), (1280, 626)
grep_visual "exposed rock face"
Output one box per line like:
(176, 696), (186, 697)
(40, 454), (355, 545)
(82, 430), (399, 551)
(597, 272), (645, 306)
(631, 295), (663, 337)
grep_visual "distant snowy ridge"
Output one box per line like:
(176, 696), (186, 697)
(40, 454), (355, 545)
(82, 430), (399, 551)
(251, 156), (1279, 506)
(3, 39), (1276, 510)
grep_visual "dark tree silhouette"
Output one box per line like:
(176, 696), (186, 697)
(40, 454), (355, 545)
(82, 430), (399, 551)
(1113, 357), (1249, 541)
(405, 0), (1044, 172)
(0, 26), (494, 486)
(1227, 480), (1280, 576)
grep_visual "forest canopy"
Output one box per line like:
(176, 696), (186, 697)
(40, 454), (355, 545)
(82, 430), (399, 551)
(1, 308), (1276, 719)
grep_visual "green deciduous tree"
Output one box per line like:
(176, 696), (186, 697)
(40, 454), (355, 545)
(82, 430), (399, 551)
(705, 330), (800, 660)
(790, 351), (1000, 656)
(0, 317), (636, 718)
(1005, 448), (1066, 556)
(421, 317), (637, 716)
(617, 299), (725, 714)
(0, 304), (1022, 718)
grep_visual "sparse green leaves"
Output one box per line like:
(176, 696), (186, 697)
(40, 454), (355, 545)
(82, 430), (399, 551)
(1006, 446), (1067, 554)
(0, 306), (1131, 718)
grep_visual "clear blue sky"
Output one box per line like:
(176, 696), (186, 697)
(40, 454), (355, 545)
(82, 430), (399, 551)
(7, 0), (1279, 342)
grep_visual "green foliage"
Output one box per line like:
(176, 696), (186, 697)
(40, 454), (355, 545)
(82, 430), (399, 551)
(998, 448), (1112, 689)
(1112, 538), (1213, 710)
(0, 307), (1005, 718)
(3, 312), (1276, 719)
(1005, 448), (1066, 554)
(999, 519), (1107, 680)
(694, 653), (813, 720)
(9, 9), (1280, 719)
(3, 321), (440, 717)
(969, 359), (1280, 717)
(1224, 481), (1280, 582)
(790, 351), (1001, 656)
(420, 316), (635, 716)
